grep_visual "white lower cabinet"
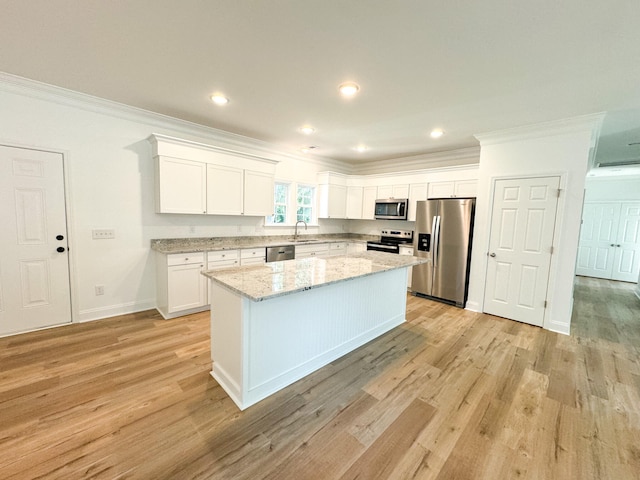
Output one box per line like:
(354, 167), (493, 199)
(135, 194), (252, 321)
(296, 243), (330, 258)
(208, 250), (240, 270)
(347, 242), (366, 255)
(156, 252), (208, 319)
(399, 245), (414, 289)
(326, 242), (347, 256)
(240, 247), (266, 265)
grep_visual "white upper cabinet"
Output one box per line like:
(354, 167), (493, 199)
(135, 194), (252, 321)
(156, 157), (207, 214)
(362, 186), (377, 220)
(207, 164), (244, 215)
(318, 184), (347, 219)
(377, 184), (409, 199)
(149, 134), (278, 216)
(407, 183), (428, 221)
(346, 186), (364, 219)
(243, 170), (275, 216)
(318, 172), (348, 219)
(427, 179), (477, 198)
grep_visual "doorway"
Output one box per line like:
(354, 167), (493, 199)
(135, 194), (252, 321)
(0, 145), (72, 336)
(483, 176), (560, 327)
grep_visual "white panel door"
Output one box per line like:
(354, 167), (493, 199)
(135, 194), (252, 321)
(0, 145), (71, 336)
(484, 176), (560, 327)
(575, 202), (619, 278)
(611, 202), (640, 282)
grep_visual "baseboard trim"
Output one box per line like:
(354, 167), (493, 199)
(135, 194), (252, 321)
(77, 299), (156, 322)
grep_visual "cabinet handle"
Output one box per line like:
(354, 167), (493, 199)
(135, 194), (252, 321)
(616, 244), (621, 247)
(610, 244), (615, 247)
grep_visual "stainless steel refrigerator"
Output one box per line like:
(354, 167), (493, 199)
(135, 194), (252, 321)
(412, 198), (475, 307)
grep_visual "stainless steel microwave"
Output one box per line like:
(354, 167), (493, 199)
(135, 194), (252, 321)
(374, 198), (409, 220)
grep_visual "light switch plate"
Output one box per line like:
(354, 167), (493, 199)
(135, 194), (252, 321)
(92, 229), (115, 239)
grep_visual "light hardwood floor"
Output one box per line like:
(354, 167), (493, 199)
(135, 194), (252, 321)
(1, 277), (639, 479)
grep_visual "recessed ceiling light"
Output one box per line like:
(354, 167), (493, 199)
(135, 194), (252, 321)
(354, 145), (369, 153)
(430, 128), (444, 138)
(299, 125), (315, 135)
(301, 146), (319, 154)
(339, 82), (360, 96)
(210, 94), (229, 105)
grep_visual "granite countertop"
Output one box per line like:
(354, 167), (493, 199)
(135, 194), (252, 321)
(151, 234), (377, 254)
(201, 251), (427, 302)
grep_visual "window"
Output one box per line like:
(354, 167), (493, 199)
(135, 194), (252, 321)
(267, 182), (289, 224)
(296, 185), (315, 223)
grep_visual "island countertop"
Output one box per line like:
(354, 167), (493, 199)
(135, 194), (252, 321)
(201, 251), (427, 302)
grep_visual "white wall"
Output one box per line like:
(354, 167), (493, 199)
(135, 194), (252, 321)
(467, 115), (603, 335)
(0, 76), (342, 322)
(584, 174), (640, 202)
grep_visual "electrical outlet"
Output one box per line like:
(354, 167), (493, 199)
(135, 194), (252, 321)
(189, 225), (196, 233)
(95, 285), (104, 296)
(92, 229), (115, 239)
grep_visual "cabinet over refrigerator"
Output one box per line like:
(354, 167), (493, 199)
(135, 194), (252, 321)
(412, 198), (475, 307)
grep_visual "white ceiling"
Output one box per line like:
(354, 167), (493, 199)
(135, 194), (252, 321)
(1, 1), (640, 165)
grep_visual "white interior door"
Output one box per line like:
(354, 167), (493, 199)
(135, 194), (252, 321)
(611, 202), (640, 282)
(575, 202), (620, 278)
(0, 145), (71, 336)
(483, 176), (560, 327)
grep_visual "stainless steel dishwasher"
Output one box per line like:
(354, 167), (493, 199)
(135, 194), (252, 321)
(265, 245), (295, 262)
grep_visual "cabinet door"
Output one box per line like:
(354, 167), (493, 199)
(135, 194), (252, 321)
(347, 242), (366, 254)
(244, 170), (275, 216)
(392, 184), (410, 199)
(156, 157), (206, 214)
(167, 263), (207, 313)
(206, 164), (243, 215)
(399, 246), (414, 288)
(377, 185), (393, 199)
(346, 186), (363, 219)
(362, 186), (377, 220)
(408, 183), (428, 221)
(427, 181), (454, 199)
(455, 180), (478, 197)
(319, 184), (347, 218)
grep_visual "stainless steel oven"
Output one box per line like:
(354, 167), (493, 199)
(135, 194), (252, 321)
(366, 229), (413, 254)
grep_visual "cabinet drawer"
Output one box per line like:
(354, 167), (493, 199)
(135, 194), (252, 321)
(296, 243), (329, 254)
(207, 250), (240, 263)
(167, 252), (205, 266)
(207, 259), (239, 270)
(329, 242), (347, 251)
(241, 248), (265, 259)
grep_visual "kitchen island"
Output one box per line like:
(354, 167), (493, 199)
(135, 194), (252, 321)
(202, 251), (426, 410)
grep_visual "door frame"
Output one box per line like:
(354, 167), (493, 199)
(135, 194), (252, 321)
(0, 140), (77, 327)
(481, 171), (569, 331)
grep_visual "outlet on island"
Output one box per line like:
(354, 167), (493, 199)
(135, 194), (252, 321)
(95, 285), (105, 296)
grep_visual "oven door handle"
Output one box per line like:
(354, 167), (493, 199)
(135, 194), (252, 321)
(368, 243), (397, 251)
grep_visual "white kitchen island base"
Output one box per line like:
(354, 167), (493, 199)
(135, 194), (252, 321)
(209, 266), (408, 410)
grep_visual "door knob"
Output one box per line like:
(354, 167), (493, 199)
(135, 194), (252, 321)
(56, 247), (65, 253)
(56, 234), (64, 241)
(489, 252), (496, 257)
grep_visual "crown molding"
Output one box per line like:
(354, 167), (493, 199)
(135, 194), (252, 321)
(0, 71), (347, 171)
(474, 113), (606, 147)
(350, 146), (480, 175)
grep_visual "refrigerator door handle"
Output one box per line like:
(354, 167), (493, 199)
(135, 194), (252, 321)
(433, 215), (441, 268)
(430, 215), (438, 262)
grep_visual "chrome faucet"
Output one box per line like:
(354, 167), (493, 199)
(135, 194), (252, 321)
(294, 220), (308, 240)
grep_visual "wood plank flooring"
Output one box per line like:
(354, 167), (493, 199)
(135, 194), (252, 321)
(1, 276), (639, 479)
